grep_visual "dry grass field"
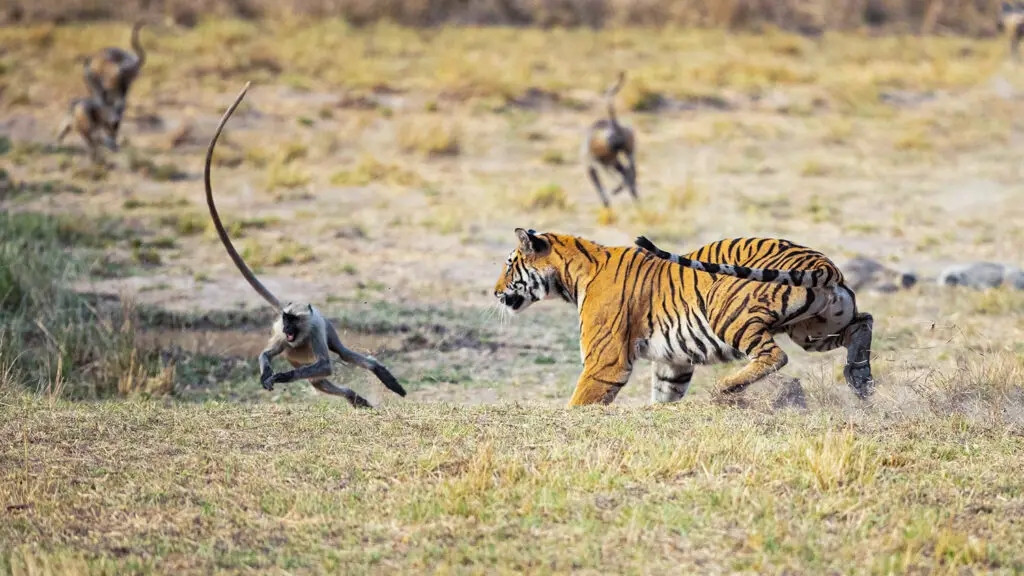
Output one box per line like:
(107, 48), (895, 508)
(3, 18), (1024, 574)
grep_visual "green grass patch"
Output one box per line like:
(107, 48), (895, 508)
(0, 211), (171, 399)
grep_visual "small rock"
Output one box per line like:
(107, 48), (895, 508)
(1009, 270), (1024, 290)
(333, 226), (368, 239)
(937, 262), (1024, 290)
(841, 256), (917, 293)
(772, 377), (807, 411)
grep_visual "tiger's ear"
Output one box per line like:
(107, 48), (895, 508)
(515, 227), (550, 256)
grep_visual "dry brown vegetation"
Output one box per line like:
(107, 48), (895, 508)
(3, 390), (1024, 573)
(1, 0), (1015, 36)
(2, 15), (1024, 573)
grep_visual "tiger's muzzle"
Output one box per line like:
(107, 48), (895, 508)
(495, 292), (527, 312)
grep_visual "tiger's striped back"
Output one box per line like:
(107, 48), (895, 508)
(634, 235), (844, 289)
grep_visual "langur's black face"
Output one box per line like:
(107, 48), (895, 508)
(280, 303), (313, 345)
(281, 312), (303, 344)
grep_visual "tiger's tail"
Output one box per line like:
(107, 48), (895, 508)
(635, 236), (841, 289)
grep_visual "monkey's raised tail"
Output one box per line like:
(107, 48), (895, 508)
(205, 81), (283, 311)
(131, 20), (147, 67)
(605, 71), (626, 125)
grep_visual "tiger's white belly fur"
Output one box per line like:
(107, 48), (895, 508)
(636, 285), (853, 366)
(641, 311), (744, 367)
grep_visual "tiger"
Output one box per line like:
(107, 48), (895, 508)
(492, 228), (874, 406)
(82, 19), (148, 140)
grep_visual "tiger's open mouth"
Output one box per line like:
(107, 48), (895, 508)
(499, 293), (525, 311)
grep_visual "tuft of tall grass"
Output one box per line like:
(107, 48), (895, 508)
(0, 211), (171, 399)
(397, 117), (461, 158)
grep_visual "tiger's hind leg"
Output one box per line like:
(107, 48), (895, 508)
(311, 379), (373, 409)
(841, 313), (874, 399)
(650, 362), (695, 404)
(788, 313), (875, 399)
(716, 332), (788, 397)
(786, 289), (874, 399)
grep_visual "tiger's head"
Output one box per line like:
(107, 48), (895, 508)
(493, 228), (558, 314)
